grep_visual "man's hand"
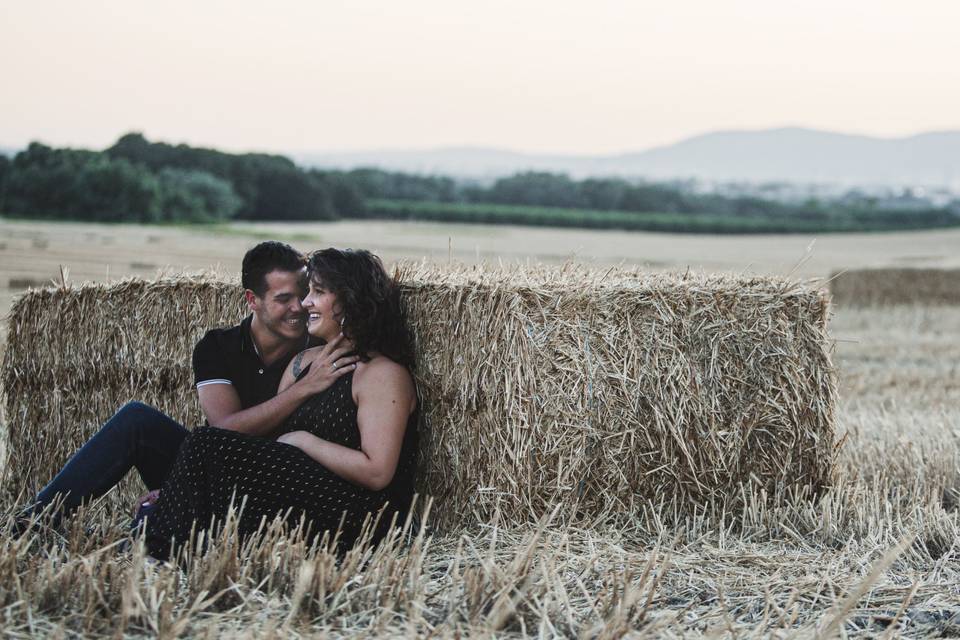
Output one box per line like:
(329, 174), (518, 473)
(199, 336), (361, 436)
(294, 334), (360, 396)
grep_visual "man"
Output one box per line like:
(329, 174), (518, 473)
(19, 241), (334, 529)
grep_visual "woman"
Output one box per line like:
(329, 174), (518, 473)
(144, 248), (418, 560)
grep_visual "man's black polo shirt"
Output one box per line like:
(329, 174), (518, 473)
(192, 315), (310, 410)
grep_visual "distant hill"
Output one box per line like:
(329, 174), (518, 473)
(296, 128), (960, 187)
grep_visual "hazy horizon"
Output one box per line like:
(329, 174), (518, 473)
(3, 1), (959, 156)
(3, 125), (958, 159)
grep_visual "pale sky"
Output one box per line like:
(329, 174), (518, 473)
(1, 0), (958, 155)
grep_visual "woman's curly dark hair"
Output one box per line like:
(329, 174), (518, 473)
(307, 248), (415, 367)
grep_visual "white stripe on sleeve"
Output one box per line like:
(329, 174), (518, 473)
(196, 379), (233, 388)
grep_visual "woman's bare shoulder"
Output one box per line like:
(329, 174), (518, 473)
(354, 353), (411, 380)
(353, 354), (414, 398)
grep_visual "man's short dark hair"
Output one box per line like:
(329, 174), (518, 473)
(241, 241), (306, 296)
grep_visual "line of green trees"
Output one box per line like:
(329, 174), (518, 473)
(1, 134), (958, 232)
(0, 134), (365, 223)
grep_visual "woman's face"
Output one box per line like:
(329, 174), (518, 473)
(301, 277), (342, 341)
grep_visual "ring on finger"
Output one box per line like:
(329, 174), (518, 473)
(331, 361), (339, 371)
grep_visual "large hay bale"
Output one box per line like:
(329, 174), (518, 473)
(1, 277), (244, 509)
(829, 267), (960, 307)
(1, 266), (837, 529)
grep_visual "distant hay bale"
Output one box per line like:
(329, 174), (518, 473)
(1, 266), (837, 530)
(7, 276), (48, 290)
(829, 268), (960, 307)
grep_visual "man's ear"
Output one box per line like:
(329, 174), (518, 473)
(244, 289), (259, 311)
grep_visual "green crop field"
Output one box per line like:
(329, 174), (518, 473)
(367, 198), (960, 234)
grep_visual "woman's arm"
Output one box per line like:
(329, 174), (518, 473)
(277, 357), (416, 491)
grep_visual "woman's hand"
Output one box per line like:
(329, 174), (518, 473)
(133, 489), (160, 514)
(277, 430), (310, 450)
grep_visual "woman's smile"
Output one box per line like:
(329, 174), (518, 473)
(302, 277), (341, 340)
(306, 312), (325, 335)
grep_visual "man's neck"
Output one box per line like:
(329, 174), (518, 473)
(249, 320), (300, 366)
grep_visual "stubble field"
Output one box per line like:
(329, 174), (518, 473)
(0, 219), (958, 637)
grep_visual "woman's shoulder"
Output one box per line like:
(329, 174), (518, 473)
(353, 353), (414, 393)
(352, 354), (416, 411)
(354, 352), (410, 379)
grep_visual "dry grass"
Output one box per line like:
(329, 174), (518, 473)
(831, 305), (960, 411)
(1, 409), (958, 638)
(0, 246), (957, 636)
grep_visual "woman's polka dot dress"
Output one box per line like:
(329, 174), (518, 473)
(145, 372), (418, 560)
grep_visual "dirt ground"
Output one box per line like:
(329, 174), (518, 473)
(2, 218), (958, 283)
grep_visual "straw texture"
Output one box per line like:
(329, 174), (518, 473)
(1, 265), (837, 529)
(829, 267), (960, 307)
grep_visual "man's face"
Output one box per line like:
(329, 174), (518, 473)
(248, 268), (307, 342)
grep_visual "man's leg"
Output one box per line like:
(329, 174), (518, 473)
(23, 401), (189, 525)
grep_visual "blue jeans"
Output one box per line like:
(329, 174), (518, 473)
(25, 401), (189, 525)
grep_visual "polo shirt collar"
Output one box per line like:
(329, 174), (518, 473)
(239, 314), (256, 358)
(240, 314), (311, 367)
